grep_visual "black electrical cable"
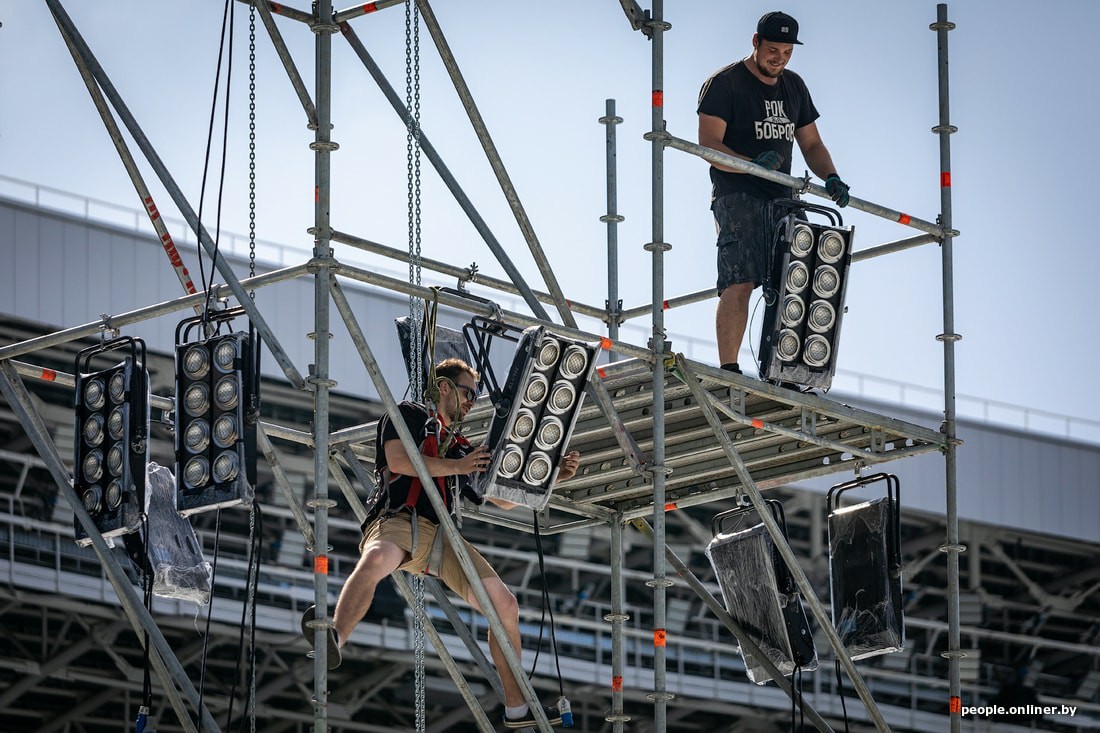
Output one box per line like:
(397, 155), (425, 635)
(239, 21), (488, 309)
(835, 658), (851, 733)
(227, 505), (263, 732)
(196, 509), (224, 731)
(196, 0), (236, 323)
(528, 513), (565, 699)
(140, 516), (153, 718)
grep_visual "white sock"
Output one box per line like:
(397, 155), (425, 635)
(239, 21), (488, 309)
(505, 704), (529, 719)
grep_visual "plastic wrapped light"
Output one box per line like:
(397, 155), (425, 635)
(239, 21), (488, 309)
(777, 329), (801, 362)
(184, 383), (209, 416)
(83, 414), (105, 447)
(522, 452), (553, 484)
(818, 231), (846, 264)
(214, 375), (239, 410)
(813, 265), (840, 299)
(82, 486), (103, 514)
(559, 345), (589, 379)
(107, 444), (124, 477)
(213, 415), (238, 448)
(108, 372), (126, 404)
(535, 339), (561, 371)
(213, 452), (240, 483)
(804, 335), (831, 367)
(499, 445), (525, 479)
(183, 345), (209, 379)
(185, 420), (210, 453)
(213, 340), (237, 372)
(108, 407), (125, 441)
(83, 449), (104, 483)
(535, 416), (565, 451)
(781, 295), (805, 328)
(183, 457), (210, 490)
(808, 301), (837, 333)
(105, 479), (123, 510)
(791, 224), (814, 258)
(786, 261), (810, 294)
(546, 381), (577, 415)
(84, 379), (106, 411)
(510, 408), (537, 442)
(522, 373), (549, 407)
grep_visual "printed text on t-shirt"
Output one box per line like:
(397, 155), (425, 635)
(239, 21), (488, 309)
(755, 100), (795, 141)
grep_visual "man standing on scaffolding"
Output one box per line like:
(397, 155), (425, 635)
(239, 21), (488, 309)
(303, 357), (580, 729)
(698, 10), (850, 378)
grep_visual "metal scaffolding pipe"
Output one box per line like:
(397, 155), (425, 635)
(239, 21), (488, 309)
(607, 516), (629, 731)
(0, 362), (219, 733)
(631, 518), (835, 733)
(660, 133), (949, 238)
(328, 277), (555, 732)
(253, 0), (319, 127)
(329, 229), (608, 320)
(310, 2), (338, 727)
(673, 355), (893, 732)
(416, 0), (577, 329)
(257, 426), (317, 551)
(332, 0), (405, 23)
(0, 263), (311, 362)
(337, 22), (554, 324)
(931, 5), (963, 731)
(646, 3), (672, 727)
(52, 13), (201, 313)
(44, 0), (307, 392)
(601, 99), (624, 362)
(334, 263), (657, 363)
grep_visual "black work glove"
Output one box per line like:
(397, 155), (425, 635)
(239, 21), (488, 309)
(825, 174), (850, 207)
(751, 150), (784, 170)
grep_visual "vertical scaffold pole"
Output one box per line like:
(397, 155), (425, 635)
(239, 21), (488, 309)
(931, 5), (963, 731)
(309, 2), (339, 731)
(606, 516), (630, 731)
(644, 2), (673, 729)
(600, 99), (624, 363)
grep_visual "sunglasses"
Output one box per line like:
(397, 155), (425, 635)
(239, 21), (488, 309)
(456, 384), (479, 402)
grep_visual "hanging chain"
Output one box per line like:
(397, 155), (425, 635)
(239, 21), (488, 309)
(247, 2), (258, 294)
(406, 3), (426, 732)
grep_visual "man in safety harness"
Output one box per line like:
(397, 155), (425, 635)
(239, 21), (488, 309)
(304, 357), (580, 729)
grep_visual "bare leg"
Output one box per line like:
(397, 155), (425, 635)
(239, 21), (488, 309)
(716, 282), (754, 366)
(333, 539), (407, 646)
(466, 577), (524, 707)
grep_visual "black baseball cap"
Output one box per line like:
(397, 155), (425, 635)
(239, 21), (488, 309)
(757, 11), (802, 45)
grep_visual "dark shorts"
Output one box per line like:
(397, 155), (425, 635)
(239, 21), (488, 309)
(713, 192), (788, 294)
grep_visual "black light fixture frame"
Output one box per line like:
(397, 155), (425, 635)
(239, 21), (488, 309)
(706, 499), (817, 682)
(72, 335), (149, 547)
(826, 472), (905, 660)
(758, 199), (853, 390)
(173, 308), (260, 517)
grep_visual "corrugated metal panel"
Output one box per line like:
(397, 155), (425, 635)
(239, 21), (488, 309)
(3, 195), (1099, 542)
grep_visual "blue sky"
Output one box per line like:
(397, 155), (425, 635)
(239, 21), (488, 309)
(1, 1), (1098, 435)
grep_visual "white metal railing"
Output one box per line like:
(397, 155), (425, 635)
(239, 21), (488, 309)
(3, 174), (1098, 445)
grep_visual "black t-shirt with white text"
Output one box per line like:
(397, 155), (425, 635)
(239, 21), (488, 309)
(697, 61), (819, 201)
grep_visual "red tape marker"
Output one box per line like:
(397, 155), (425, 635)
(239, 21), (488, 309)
(600, 337), (612, 351)
(653, 629), (667, 647)
(314, 555), (329, 575)
(363, 2), (378, 12)
(662, 300), (670, 311)
(652, 90), (664, 108)
(664, 502), (677, 512)
(611, 676), (623, 692)
(751, 418), (764, 429)
(41, 368), (57, 382)
(941, 171), (952, 187)
(597, 366), (607, 379)
(898, 213), (911, 225)
(949, 697), (961, 714)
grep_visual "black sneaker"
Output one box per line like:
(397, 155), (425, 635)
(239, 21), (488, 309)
(300, 605), (342, 669)
(503, 704), (564, 729)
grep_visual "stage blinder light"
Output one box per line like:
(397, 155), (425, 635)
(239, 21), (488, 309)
(705, 500), (818, 684)
(759, 213), (854, 390)
(72, 336), (149, 547)
(475, 325), (598, 510)
(827, 473), (905, 660)
(173, 310), (259, 516)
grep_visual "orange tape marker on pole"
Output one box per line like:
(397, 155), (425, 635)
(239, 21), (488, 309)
(314, 555), (329, 575)
(653, 629), (667, 647)
(611, 676), (623, 692)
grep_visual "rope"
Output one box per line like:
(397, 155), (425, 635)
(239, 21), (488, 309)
(405, 3), (426, 730)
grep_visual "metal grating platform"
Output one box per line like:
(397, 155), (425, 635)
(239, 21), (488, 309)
(343, 355), (950, 531)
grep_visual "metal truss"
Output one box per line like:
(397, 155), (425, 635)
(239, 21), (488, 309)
(0, 2), (969, 732)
